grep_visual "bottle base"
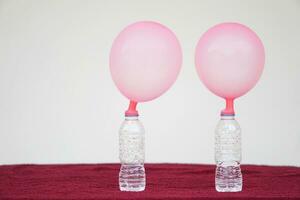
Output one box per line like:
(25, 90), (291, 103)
(216, 184), (242, 192)
(119, 164), (145, 192)
(215, 164), (242, 192)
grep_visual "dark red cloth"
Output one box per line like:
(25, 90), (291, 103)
(0, 164), (299, 200)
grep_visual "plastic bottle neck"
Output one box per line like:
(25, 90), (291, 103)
(220, 115), (235, 120)
(125, 116), (139, 121)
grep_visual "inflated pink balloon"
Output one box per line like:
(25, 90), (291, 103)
(110, 21), (182, 106)
(195, 23), (265, 114)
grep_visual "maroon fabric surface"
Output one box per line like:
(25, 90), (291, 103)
(0, 164), (299, 200)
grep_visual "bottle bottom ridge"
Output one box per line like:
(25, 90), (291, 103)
(215, 162), (242, 192)
(119, 163), (145, 192)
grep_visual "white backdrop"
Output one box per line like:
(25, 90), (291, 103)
(0, 0), (299, 166)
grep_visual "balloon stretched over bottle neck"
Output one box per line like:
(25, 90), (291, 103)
(221, 98), (235, 116)
(125, 100), (139, 116)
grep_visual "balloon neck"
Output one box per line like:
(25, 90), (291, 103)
(221, 98), (235, 116)
(125, 100), (139, 116)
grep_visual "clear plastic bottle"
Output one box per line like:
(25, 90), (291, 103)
(119, 115), (145, 192)
(215, 114), (242, 192)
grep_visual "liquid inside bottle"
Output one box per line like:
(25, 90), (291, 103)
(119, 116), (145, 192)
(215, 115), (242, 192)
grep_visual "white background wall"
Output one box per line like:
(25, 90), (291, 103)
(0, 0), (299, 166)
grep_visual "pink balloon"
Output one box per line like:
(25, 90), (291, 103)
(195, 23), (265, 100)
(110, 21), (182, 102)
